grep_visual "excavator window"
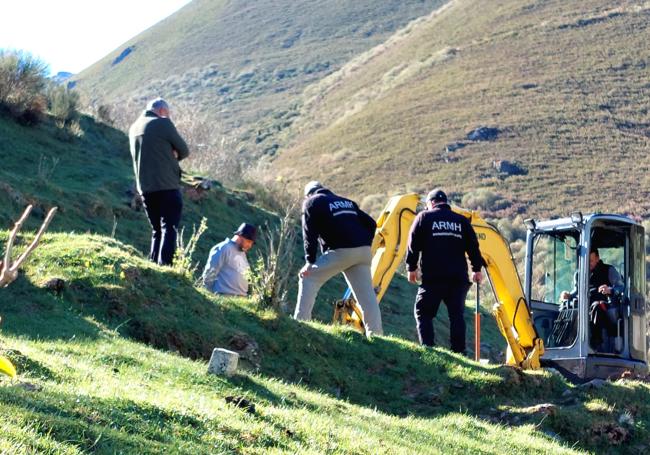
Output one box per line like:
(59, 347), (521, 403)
(530, 230), (580, 348)
(531, 232), (579, 305)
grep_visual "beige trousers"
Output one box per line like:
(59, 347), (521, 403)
(294, 246), (383, 336)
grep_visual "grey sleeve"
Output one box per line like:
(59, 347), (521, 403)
(203, 245), (228, 289)
(568, 271), (579, 299)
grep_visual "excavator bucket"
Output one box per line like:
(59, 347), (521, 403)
(332, 296), (365, 331)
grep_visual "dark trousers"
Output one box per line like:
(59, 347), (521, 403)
(414, 281), (471, 353)
(142, 189), (183, 266)
(589, 301), (617, 349)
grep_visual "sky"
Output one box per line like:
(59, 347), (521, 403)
(0, 0), (192, 75)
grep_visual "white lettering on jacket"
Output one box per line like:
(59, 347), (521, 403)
(431, 221), (462, 232)
(329, 200), (355, 211)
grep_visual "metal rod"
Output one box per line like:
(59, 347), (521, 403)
(475, 281), (481, 362)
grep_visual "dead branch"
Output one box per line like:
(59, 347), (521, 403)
(1, 205), (57, 288)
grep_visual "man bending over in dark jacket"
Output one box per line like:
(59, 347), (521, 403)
(294, 181), (383, 337)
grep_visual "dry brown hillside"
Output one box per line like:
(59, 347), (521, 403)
(271, 0), (650, 218)
(72, 0), (447, 172)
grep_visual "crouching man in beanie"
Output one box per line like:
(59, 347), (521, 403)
(202, 223), (257, 296)
(294, 181), (383, 337)
(406, 189), (483, 354)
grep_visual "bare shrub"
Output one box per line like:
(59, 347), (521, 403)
(37, 155), (60, 182)
(47, 85), (80, 127)
(174, 217), (208, 280)
(96, 104), (113, 125)
(0, 50), (49, 124)
(493, 216), (527, 242)
(248, 203), (299, 312)
(461, 189), (511, 213)
(172, 102), (243, 185)
(95, 98), (243, 185)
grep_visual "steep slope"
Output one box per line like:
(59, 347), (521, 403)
(1, 231), (648, 453)
(0, 114), (273, 266)
(0, 88), (648, 454)
(1, 112), (485, 346)
(271, 0), (650, 218)
(73, 0), (448, 159)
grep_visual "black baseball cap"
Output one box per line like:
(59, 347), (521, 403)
(234, 223), (257, 242)
(427, 188), (448, 203)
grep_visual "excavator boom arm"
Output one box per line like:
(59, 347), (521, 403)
(335, 195), (544, 369)
(452, 207), (544, 368)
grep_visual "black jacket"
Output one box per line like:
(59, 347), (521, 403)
(568, 259), (623, 302)
(406, 204), (482, 283)
(302, 188), (376, 263)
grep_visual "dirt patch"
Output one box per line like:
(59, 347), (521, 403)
(225, 395), (256, 414)
(591, 422), (631, 445)
(228, 333), (261, 369)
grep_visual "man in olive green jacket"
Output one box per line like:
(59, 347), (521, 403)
(129, 98), (189, 265)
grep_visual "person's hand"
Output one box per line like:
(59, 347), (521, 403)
(471, 271), (483, 283)
(172, 149), (179, 160)
(598, 284), (612, 295)
(299, 263), (315, 278)
(408, 270), (419, 284)
(560, 291), (570, 301)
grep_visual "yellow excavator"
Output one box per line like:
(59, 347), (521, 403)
(334, 193), (649, 379)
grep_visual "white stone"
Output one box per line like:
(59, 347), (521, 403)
(207, 348), (239, 376)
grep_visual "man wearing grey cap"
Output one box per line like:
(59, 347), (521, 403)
(129, 98), (189, 265)
(202, 223), (257, 296)
(295, 181), (383, 337)
(405, 189), (483, 354)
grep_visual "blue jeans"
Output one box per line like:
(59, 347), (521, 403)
(142, 189), (183, 266)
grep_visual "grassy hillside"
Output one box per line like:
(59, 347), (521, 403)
(0, 113), (271, 260)
(271, 0), (650, 218)
(72, 0), (447, 163)
(1, 232), (648, 453)
(0, 111), (508, 348)
(2, 45), (649, 450)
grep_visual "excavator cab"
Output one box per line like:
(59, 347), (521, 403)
(334, 193), (648, 380)
(526, 214), (649, 379)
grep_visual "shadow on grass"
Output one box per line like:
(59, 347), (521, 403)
(2, 261), (649, 452)
(0, 273), (101, 341)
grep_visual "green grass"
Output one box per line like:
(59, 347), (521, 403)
(1, 78), (648, 452)
(0, 111), (501, 351)
(272, 0), (650, 219)
(1, 232), (649, 453)
(0, 113), (273, 257)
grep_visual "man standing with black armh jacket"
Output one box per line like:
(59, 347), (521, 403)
(406, 189), (483, 354)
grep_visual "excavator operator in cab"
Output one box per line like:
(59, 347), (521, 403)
(560, 247), (623, 350)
